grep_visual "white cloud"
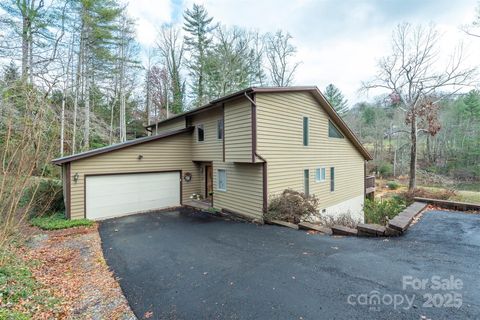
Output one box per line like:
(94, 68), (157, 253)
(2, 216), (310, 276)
(130, 0), (480, 104)
(125, 0), (173, 47)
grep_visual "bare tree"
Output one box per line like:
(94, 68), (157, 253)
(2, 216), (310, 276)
(463, 2), (480, 38)
(156, 25), (185, 114)
(264, 30), (301, 86)
(363, 23), (476, 190)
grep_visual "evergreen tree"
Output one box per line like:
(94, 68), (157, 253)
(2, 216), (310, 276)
(183, 4), (216, 107)
(323, 84), (349, 116)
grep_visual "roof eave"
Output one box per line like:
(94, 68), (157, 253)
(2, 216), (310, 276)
(52, 126), (194, 165)
(145, 87), (255, 129)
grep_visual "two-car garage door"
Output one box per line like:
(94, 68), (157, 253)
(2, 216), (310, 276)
(85, 171), (180, 220)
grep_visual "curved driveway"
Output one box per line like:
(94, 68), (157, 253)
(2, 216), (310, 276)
(99, 209), (480, 319)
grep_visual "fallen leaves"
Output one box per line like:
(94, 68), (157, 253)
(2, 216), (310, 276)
(143, 310), (154, 318)
(18, 224), (134, 319)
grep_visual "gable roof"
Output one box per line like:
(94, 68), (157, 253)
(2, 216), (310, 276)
(52, 127), (194, 165)
(146, 86), (372, 160)
(52, 87), (371, 165)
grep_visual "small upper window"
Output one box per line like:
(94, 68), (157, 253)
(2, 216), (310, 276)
(217, 119), (224, 140)
(197, 124), (204, 142)
(315, 167), (326, 182)
(328, 120), (344, 138)
(217, 169), (227, 191)
(303, 117), (309, 146)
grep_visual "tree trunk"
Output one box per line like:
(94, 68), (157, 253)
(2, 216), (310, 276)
(28, 31), (33, 83)
(83, 74), (90, 150)
(21, 14), (29, 79)
(60, 90), (66, 157)
(119, 41), (126, 142)
(408, 114), (417, 191)
(145, 68), (151, 127)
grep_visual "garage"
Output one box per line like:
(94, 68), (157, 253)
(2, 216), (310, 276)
(85, 171), (181, 220)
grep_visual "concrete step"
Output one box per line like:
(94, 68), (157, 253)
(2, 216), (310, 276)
(298, 222), (332, 235)
(331, 225), (358, 236)
(388, 202), (428, 232)
(357, 223), (386, 236)
(265, 219), (299, 230)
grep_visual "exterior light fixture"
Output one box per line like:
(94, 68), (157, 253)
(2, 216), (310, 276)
(73, 172), (79, 183)
(138, 154), (143, 160)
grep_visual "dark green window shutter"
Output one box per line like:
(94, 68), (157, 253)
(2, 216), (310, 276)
(330, 167), (335, 192)
(303, 117), (309, 146)
(304, 169), (310, 196)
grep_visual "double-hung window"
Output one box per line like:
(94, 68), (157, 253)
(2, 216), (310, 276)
(217, 169), (227, 191)
(197, 124), (205, 142)
(315, 167), (326, 182)
(217, 119), (224, 140)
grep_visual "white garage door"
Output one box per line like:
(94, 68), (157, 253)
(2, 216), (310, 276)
(85, 171), (180, 220)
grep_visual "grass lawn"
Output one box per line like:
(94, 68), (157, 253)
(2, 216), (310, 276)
(376, 178), (480, 205)
(30, 213), (93, 230)
(418, 186), (480, 204)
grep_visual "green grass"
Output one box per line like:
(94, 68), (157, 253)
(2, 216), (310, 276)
(0, 248), (60, 319)
(30, 213), (93, 230)
(417, 186), (480, 204)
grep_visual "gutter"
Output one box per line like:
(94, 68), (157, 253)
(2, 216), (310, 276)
(244, 92), (268, 214)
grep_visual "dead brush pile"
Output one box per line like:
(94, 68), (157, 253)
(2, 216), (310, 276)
(266, 189), (319, 223)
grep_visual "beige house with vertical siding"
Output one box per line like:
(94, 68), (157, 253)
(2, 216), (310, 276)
(53, 86), (372, 222)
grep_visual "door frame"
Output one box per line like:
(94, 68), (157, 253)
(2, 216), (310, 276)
(205, 163), (213, 200)
(83, 170), (182, 219)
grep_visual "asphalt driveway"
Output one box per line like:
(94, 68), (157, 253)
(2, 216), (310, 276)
(99, 209), (480, 319)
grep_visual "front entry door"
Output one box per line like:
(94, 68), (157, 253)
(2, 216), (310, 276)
(205, 165), (213, 200)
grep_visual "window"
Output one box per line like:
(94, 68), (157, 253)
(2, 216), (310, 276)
(304, 169), (310, 196)
(197, 124), (204, 142)
(330, 167), (335, 192)
(217, 169), (227, 191)
(315, 167), (326, 182)
(303, 117), (309, 146)
(217, 119), (224, 140)
(328, 120), (344, 138)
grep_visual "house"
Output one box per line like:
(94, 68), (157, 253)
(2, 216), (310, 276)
(52, 86), (373, 222)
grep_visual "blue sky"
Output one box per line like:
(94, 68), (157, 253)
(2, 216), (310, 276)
(127, 0), (480, 104)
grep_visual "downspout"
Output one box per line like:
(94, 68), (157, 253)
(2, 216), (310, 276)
(244, 92), (268, 214)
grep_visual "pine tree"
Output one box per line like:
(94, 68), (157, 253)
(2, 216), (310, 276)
(323, 84), (349, 116)
(75, 0), (123, 150)
(183, 4), (216, 107)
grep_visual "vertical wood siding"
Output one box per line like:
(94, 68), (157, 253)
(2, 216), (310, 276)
(224, 98), (252, 162)
(213, 161), (263, 219)
(256, 92), (364, 210)
(69, 132), (200, 219)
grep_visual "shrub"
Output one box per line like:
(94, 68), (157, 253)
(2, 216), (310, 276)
(317, 213), (358, 228)
(22, 179), (64, 218)
(30, 213), (93, 230)
(387, 181), (400, 190)
(266, 189), (319, 223)
(364, 197), (406, 225)
(378, 163), (393, 177)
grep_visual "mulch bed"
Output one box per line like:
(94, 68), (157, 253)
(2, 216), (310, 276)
(20, 224), (135, 319)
